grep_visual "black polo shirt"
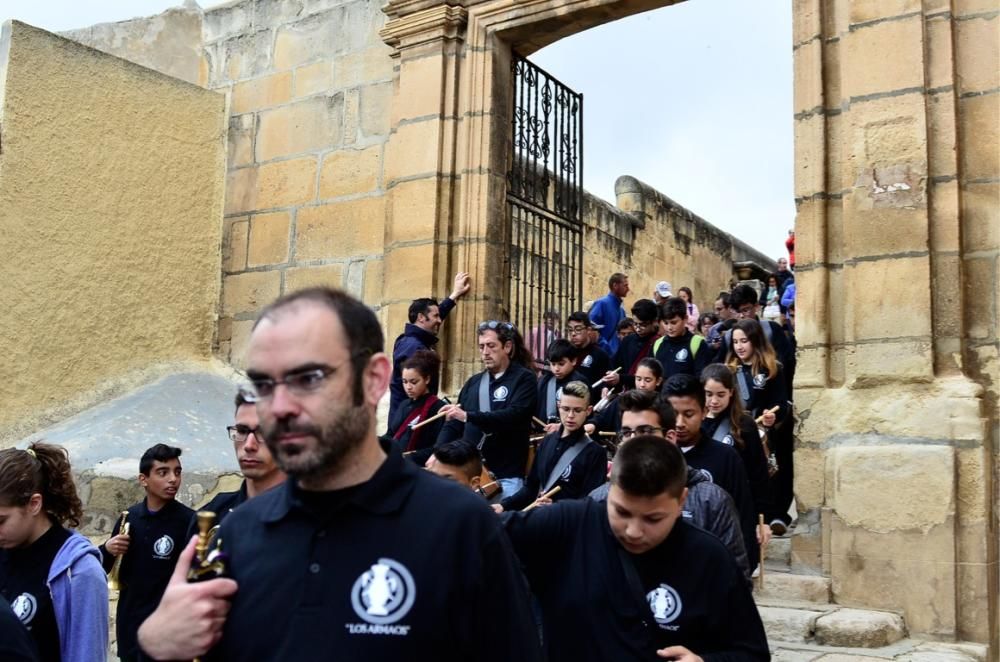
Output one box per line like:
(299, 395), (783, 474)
(100, 498), (194, 659)
(201, 442), (542, 662)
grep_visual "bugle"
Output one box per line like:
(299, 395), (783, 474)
(107, 510), (130, 591)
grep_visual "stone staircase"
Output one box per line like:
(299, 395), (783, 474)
(755, 536), (988, 661)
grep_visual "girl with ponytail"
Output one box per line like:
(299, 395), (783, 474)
(0, 442), (108, 661)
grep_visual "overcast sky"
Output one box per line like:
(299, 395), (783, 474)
(3, 0), (794, 260)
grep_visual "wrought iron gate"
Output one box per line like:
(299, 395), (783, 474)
(505, 53), (584, 365)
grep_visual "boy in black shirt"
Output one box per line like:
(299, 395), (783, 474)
(663, 374), (763, 572)
(536, 339), (588, 430)
(503, 435), (768, 661)
(496, 381), (607, 513)
(654, 297), (710, 381)
(605, 299), (661, 391)
(101, 444), (195, 662)
(565, 312), (611, 401)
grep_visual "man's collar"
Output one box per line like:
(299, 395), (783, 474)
(261, 439), (416, 523)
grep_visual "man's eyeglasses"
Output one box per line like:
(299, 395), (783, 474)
(558, 405), (587, 415)
(633, 319), (657, 329)
(566, 325), (589, 335)
(241, 365), (340, 401)
(227, 425), (262, 443)
(619, 425), (666, 439)
(478, 320), (516, 333)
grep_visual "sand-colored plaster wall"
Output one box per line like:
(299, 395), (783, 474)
(0, 21), (227, 443)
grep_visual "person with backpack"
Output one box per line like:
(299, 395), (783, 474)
(653, 297), (710, 382)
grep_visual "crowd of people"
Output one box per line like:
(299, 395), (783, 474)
(0, 258), (797, 661)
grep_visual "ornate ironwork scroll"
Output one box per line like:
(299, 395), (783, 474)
(505, 53), (584, 365)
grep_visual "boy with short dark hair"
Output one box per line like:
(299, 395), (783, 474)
(503, 435), (769, 661)
(662, 374), (761, 571)
(536, 338), (587, 431)
(605, 299), (661, 391)
(497, 381), (607, 513)
(653, 296), (710, 380)
(427, 440), (484, 492)
(100, 444), (194, 662)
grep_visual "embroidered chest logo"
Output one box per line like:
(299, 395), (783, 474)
(11, 593), (37, 626)
(675, 348), (689, 362)
(646, 583), (683, 629)
(753, 373), (767, 389)
(153, 535), (175, 558)
(581, 355), (593, 368)
(347, 558), (416, 636)
(493, 386), (509, 401)
(722, 434), (735, 446)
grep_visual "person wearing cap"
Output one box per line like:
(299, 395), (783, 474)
(652, 281), (672, 305)
(589, 273), (629, 355)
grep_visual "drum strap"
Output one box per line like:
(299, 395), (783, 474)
(477, 372), (492, 450)
(545, 376), (559, 420)
(711, 417), (732, 444)
(541, 436), (590, 494)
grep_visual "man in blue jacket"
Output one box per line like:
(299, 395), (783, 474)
(388, 272), (471, 424)
(589, 272), (629, 355)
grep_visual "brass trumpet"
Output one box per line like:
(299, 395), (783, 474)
(107, 510), (130, 591)
(188, 511), (228, 662)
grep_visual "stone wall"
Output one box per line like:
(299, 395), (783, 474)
(64, 1), (396, 369)
(791, 0), (999, 646)
(582, 175), (774, 312)
(0, 21), (227, 443)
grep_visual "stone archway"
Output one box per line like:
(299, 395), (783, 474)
(380, 0), (999, 650)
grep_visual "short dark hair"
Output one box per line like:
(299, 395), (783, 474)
(716, 292), (730, 306)
(728, 284), (759, 310)
(433, 441), (482, 480)
(610, 434), (687, 498)
(630, 299), (658, 323)
(660, 296), (686, 321)
(254, 287), (383, 406)
(401, 350), (441, 381)
(663, 373), (705, 407)
(547, 338), (577, 363)
(618, 389), (675, 430)
(567, 311), (592, 327)
(408, 298), (439, 324)
(609, 273), (628, 289)
(140, 443), (182, 476)
(698, 312), (719, 328)
(234, 390), (254, 415)
(617, 317), (635, 332)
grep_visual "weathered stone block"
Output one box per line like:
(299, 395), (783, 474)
(758, 606), (823, 642)
(793, 39), (822, 115)
(273, 8), (348, 70)
(360, 81), (393, 138)
(285, 263), (345, 292)
(925, 14), (955, 93)
(958, 93), (1000, 181)
(955, 14), (1000, 95)
(792, 0), (821, 45)
(841, 199), (928, 258)
(222, 271), (281, 316)
(363, 258), (383, 306)
(814, 608), (905, 648)
(756, 573), (831, 603)
(844, 257), (931, 341)
(332, 47), (395, 90)
(843, 16), (924, 100)
(382, 244), (436, 301)
(295, 197), (386, 260)
(204, 1), (252, 42)
(295, 61), (334, 98)
(224, 217), (250, 273)
(396, 54), (447, 120)
(230, 320), (255, 368)
(927, 93), (958, 180)
(962, 256), (998, 339)
(256, 157), (317, 209)
(225, 166), (258, 214)
(228, 113), (255, 168)
(848, 0), (921, 24)
(232, 71), (292, 114)
(257, 95), (345, 161)
(248, 211), (291, 266)
(961, 183), (1000, 252)
(793, 114), (825, 199)
(319, 145), (382, 199)
(384, 120), (441, 183)
(220, 29), (273, 83)
(386, 178), (445, 245)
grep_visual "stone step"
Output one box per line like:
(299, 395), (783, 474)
(756, 572), (831, 603)
(765, 535), (792, 566)
(770, 639), (987, 661)
(759, 602), (907, 649)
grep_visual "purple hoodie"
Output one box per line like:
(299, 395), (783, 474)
(48, 531), (108, 662)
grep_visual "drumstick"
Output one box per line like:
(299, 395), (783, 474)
(758, 514), (767, 590)
(592, 367), (621, 388)
(477, 481), (498, 494)
(410, 410), (448, 430)
(755, 406), (780, 426)
(597, 431), (617, 437)
(532, 416), (547, 428)
(530, 434), (546, 442)
(522, 485), (561, 511)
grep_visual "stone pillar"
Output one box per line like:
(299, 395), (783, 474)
(792, 0), (998, 647)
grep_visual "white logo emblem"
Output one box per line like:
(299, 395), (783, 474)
(582, 355), (593, 367)
(646, 583), (683, 626)
(753, 373), (767, 389)
(722, 434), (735, 446)
(675, 348), (689, 362)
(698, 468), (714, 483)
(493, 386), (509, 401)
(351, 558), (416, 625)
(559, 464), (572, 481)
(153, 535), (175, 558)
(11, 593), (37, 625)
